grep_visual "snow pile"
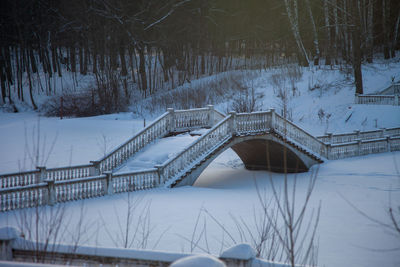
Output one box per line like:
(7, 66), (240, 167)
(220, 243), (256, 260)
(170, 254), (226, 267)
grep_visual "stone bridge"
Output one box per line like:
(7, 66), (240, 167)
(1, 106), (400, 211)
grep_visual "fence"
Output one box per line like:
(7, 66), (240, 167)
(0, 230), (291, 267)
(317, 127), (400, 144)
(327, 136), (400, 160)
(355, 94), (399, 105)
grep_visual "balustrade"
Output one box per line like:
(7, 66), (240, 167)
(159, 116), (231, 185)
(236, 111), (271, 134)
(273, 113), (327, 157)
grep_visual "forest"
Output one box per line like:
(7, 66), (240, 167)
(0, 0), (399, 113)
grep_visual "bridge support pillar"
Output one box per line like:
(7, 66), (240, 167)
(387, 136), (391, 152)
(46, 179), (55, 205)
(90, 160), (100, 176)
(167, 108), (175, 132)
(104, 171), (113, 195)
(207, 105), (215, 127)
(270, 108), (276, 128)
(155, 165), (164, 186)
(36, 166), (47, 183)
(228, 111), (236, 136)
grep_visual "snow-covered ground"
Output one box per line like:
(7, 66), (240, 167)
(0, 60), (400, 266)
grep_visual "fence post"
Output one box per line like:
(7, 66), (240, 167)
(46, 179), (55, 205)
(387, 136), (391, 152)
(381, 128), (386, 137)
(355, 93), (359, 104)
(395, 95), (399, 106)
(270, 108), (275, 129)
(326, 144), (332, 159)
(167, 108), (175, 133)
(155, 165), (164, 186)
(326, 132), (333, 144)
(104, 171), (113, 195)
(357, 140), (362, 156)
(36, 166), (47, 183)
(228, 111), (236, 136)
(90, 160), (100, 176)
(207, 105), (215, 128)
(354, 130), (360, 139)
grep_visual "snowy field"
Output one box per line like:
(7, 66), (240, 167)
(0, 149), (399, 267)
(0, 60), (400, 267)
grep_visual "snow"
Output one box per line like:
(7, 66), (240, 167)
(170, 254), (226, 267)
(0, 227), (21, 240)
(115, 131), (203, 173)
(220, 243), (256, 260)
(0, 59), (400, 267)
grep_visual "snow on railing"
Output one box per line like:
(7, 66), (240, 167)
(355, 94), (399, 105)
(235, 111), (271, 134)
(318, 127), (400, 144)
(172, 105), (215, 132)
(111, 169), (159, 193)
(0, 170), (160, 211)
(97, 111), (171, 173)
(0, 229), (293, 267)
(273, 111), (327, 158)
(327, 136), (400, 160)
(159, 115), (232, 187)
(0, 164), (94, 189)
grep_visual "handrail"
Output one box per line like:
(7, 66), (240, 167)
(317, 127), (400, 144)
(159, 115), (232, 186)
(273, 112), (327, 157)
(97, 111), (171, 172)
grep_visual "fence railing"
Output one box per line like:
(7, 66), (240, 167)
(159, 115), (232, 187)
(97, 112), (170, 173)
(235, 111), (271, 134)
(327, 136), (400, 160)
(0, 230), (292, 267)
(0, 164), (94, 189)
(273, 111), (328, 157)
(355, 94), (399, 105)
(318, 127), (400, 144)
(0, 106), (223, 190)
(0, 168), (162, 211)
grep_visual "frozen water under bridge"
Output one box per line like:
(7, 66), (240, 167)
(1, 106), (400, 211)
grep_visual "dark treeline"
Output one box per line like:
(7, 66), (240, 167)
(1, 0), (399, 110)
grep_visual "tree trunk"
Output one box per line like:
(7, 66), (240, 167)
(351, 0), (364, 94)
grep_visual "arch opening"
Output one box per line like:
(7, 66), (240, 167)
(174, 135), (316, 187)
(231, 139), (308, 173)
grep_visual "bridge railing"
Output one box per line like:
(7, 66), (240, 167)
(318, 127), (400, 144)
(0, 164), (94, 189)
(273, 111), (328, 158)
(158, 115), (232, 186)
(235, 111), (271, 134)
(327, 136), (400, 160)
(0, 106), (224, 190)
(0, 168), (161, 211)
(355, 94), (399, 105)
(97, 111), (171, 173)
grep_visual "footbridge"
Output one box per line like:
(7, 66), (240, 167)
(1, 106), (400, 211)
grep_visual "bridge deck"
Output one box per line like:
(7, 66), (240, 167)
(115, 129), (208, 174)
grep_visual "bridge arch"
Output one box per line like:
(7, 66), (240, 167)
(173, 134), (320, 187)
